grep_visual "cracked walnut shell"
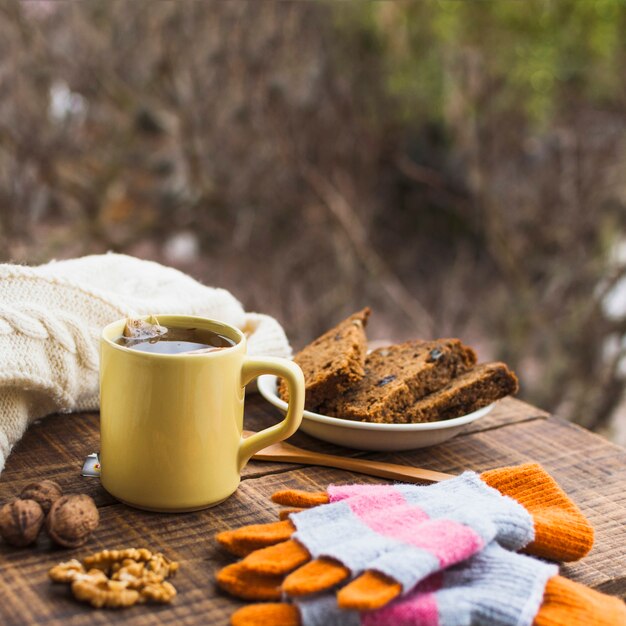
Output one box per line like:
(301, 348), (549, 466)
(46, 494), (99, 548)
(0, 499), (45, 547)
(20, 480), (63, 515)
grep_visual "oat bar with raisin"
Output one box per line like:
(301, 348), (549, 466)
(404, 362), (519, 423)
(278, 308), (370, 411)
(327, 338), (476, 423)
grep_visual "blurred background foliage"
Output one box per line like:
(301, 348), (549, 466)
(1, 0), (625, 442)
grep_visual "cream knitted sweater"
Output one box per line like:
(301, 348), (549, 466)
(0, 253), (291, 475)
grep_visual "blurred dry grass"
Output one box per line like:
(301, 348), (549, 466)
(1, 0), (626, 442)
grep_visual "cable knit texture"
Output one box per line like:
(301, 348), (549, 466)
(0, 253), (291, 475)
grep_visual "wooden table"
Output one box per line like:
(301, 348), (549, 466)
(1, 395), (625, 624)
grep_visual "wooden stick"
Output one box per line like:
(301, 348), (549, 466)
(244, 432), (454, 483)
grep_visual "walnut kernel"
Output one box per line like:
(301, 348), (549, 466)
(85, 548), (152, 570)
(50, 549), (179, 609)
(140, 580), (177, 604)
(0, 499), (44, 547)
(49, 559), (85, 583)
(146, 552), (179, 578)
(46, 494), (99, 548)
(71, 571), (140, 609)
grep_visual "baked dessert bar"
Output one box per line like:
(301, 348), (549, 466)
(278, 308), (370, 411)
(403, 362), (519, 424)
(327, 338), (476, 422)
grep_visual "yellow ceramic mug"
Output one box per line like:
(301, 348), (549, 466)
(99, 315), (304, 512)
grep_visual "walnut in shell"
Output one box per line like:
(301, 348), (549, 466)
(46, 494), (99, 548)
(20, 480), (63, 515)
(0, 499), (45, 547)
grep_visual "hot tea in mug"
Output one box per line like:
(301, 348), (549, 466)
(100, 315), (305, 512)
(116, 326), (236, 354)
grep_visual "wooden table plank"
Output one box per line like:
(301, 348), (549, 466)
(1, 394), (625, 625)
(460, 396), (548, 434)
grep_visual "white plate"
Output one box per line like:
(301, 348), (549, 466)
(257, 375), (495, 451)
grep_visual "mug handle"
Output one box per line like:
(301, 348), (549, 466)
(238, 356), (305, 471)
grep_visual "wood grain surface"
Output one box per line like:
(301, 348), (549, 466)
(0, 394), (625, 625)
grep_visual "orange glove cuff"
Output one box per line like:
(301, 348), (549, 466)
(534, 575), (626, 626)
(480, 463), (593, 561)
